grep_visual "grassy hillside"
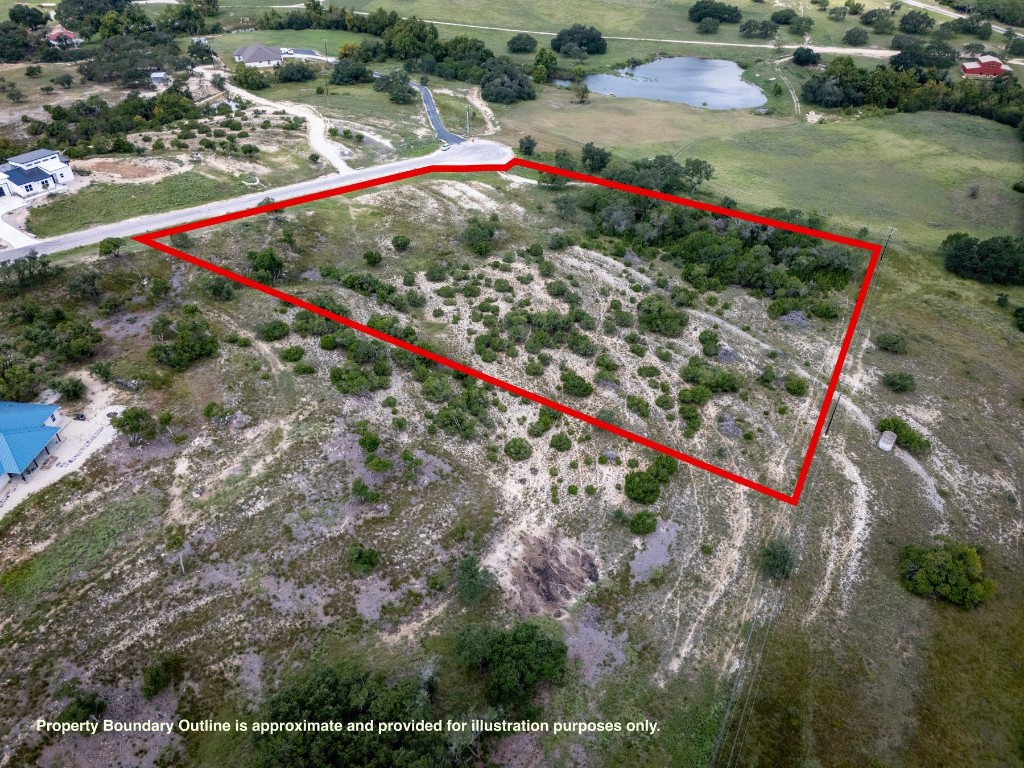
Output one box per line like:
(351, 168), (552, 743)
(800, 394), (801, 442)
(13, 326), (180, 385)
(497, 97), (1023, 251)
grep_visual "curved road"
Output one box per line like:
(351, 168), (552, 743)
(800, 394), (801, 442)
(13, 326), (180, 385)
(0, 140), (512, 262)
(411, 81), (466, 144)
(370, 70), (465, 144)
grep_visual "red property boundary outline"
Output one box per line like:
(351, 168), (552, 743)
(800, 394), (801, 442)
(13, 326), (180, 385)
(133, 158), (881, 506)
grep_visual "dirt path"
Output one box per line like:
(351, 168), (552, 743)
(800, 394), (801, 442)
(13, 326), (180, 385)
(773, 57), (802, 116)
(196, 66), (352, 173)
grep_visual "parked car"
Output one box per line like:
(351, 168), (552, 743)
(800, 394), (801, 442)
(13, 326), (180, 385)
(440, 141), (450, 151)
(73, 412), (86, 421)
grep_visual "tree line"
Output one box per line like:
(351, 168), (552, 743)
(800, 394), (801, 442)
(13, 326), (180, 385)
(801, 55), (1024, 130)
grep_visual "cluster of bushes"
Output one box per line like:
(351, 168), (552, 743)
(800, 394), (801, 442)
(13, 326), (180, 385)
(530, 148), (859, 302)
(676, 356), (743, 436)
(623, 454), (679, 505)
(147, 306), (217, 371)
(940, 232), (1024, 285)
(372, 68), (416, 103)
(455, 619), (567, 715)
(801, 55), (1024, 129)
(900, 539), (995, 608)
(321, 269), (424, 313)
(24, 89), (197, 155)
(327, 317), (405, 395)
(251, 660), (462, 767)
(877, 415), (931, 456)
(255, 7), (536, 104)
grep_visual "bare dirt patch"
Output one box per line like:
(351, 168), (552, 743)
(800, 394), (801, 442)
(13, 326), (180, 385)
(512, 533), (599, 617)
(73, 156), (187, 184)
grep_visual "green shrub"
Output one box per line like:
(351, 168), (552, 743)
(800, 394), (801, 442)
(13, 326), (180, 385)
(648, 454), (678, 484)
(203, 401), (228, 419)
(56, 682), (106, 730)
(392, 235), (411, 251)
(366, 455), (392, 472)
(900, 539), (994, 608)
(882, 371), (916, 392)
(346, 543), (379, 577)
(549, 432), (572, 451)
(279, 345), (305, 362)
(53, 375), (87, 401)
(504, 437), (533, 461)
(141, 654), (184, 699)
(257, 320), (290, 341)
(352, 477), (380, 503)
(759, 540), (794, 580)
(877, 416), (931, 456)
(455, 555), (495, 607)
(784, 373), (808, 396)
(624, 471), (660, 504)
(698, 329), (719, 356)
(875, 332), (907, 353)
(626, 395), (650, 417)
(560, 370), (593, 397)
(629, 510), (658, 535)
(455, 620), (567, 715)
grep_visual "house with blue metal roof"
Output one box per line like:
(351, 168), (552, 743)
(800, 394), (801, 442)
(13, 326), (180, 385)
(0, 149), (74, 199)
(0, 402), (62, 483)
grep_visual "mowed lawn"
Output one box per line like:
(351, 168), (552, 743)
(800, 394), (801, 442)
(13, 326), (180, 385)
(491, 84), (779, 156)
(206, 28), (367, 59)
(210, 0), (916, 55)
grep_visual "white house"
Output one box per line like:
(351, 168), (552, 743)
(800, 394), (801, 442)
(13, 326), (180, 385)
(0, 149), (75, 199)
(232, 44), (283, 68)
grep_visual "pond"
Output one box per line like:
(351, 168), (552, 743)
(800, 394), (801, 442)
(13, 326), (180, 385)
(558, 57), (767, 110)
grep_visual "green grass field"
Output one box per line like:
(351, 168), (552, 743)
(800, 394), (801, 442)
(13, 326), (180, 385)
(207, 28), (367, 59)
(25, 172), (252, 236)
(495, 87), (1022, 251)
(689, 111), (1024, 248)
(213, 0), (906, 47)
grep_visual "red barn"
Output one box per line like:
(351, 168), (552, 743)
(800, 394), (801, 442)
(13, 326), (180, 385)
(961, 55), (1013, 77)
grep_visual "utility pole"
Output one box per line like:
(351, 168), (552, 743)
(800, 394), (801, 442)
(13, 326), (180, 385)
(323, 37), (330, 95)
(879, 227), (896, 262)
(824, 392), (843, 436)
(465, 105), (471, 139)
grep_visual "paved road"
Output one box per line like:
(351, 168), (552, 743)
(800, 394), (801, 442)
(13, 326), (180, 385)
(410, 81), (466, 144)
(0, 197), (34, 248)
(0, 140), (512, 261)
(900, 0), (1023, 37)
(371, 71), (465, 144)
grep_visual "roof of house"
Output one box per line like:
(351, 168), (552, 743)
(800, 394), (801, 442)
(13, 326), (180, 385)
(0, 164), (51, 186)
(6, 148), (61, 165)
(233, 44), (282, 63)
(976, 55), (1003, 64)
(38, 158), (68, 173)
(0, 403), (59, 474)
